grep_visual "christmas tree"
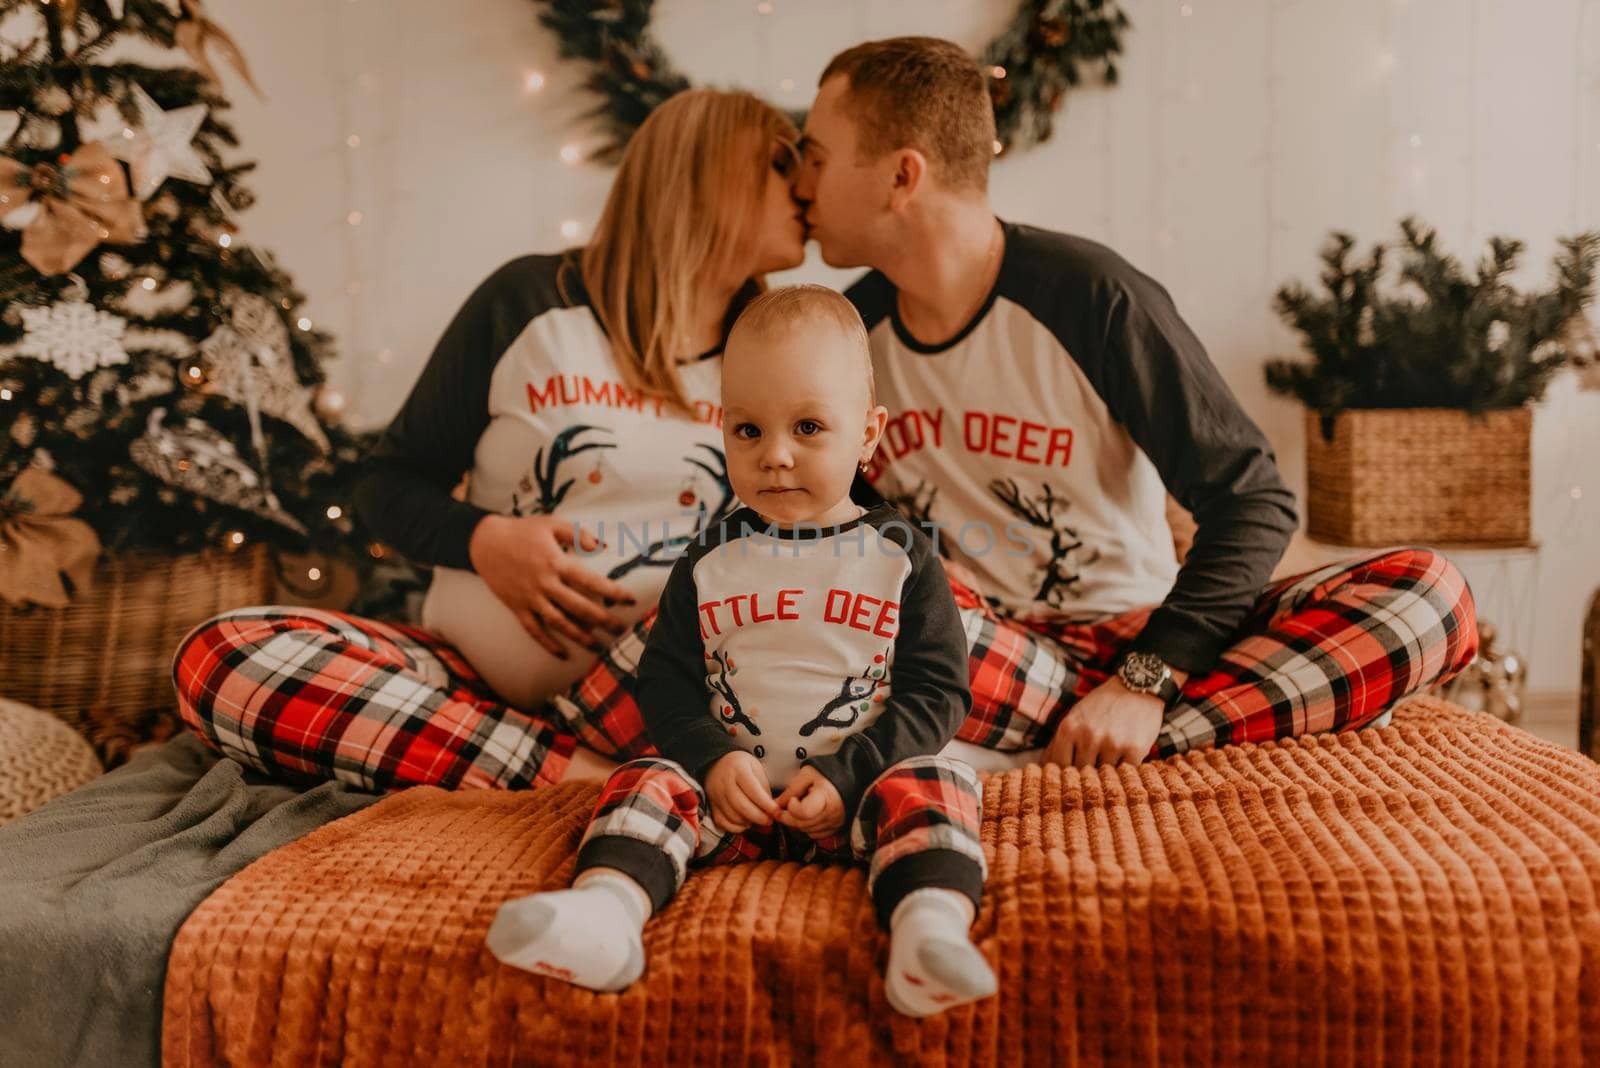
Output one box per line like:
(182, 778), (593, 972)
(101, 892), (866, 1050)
(0, 0), (370, 605)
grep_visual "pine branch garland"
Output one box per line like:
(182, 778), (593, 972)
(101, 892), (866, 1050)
(531, 0), (1130, 161)
(1267, 218), (1600, 416)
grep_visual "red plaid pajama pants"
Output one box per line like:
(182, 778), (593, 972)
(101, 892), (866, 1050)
(173, 546), (1477, 792)
(575, 755), (986, 928)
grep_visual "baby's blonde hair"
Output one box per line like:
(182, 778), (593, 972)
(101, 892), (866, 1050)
(727, 284), (875, 406)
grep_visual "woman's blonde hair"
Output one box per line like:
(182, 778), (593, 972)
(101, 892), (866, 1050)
(577, 89), (799, 412)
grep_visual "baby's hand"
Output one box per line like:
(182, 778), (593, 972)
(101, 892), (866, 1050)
(705, 751), (779, 834)
(775, 767), (845, 838)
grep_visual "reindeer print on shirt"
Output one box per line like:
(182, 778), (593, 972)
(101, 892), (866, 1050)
(609, 443), (736, 581)
(990, 477), (1100, 609)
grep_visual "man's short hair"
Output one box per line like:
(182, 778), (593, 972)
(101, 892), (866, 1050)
(820, 36), (995, 193)
(728, 284), (875, 406)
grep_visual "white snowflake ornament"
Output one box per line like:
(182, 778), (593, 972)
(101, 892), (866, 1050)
(14, 300), (129, 379)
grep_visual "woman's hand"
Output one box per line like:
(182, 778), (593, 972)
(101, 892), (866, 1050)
(774, 766), (846, 837)
(467, 513), (636, 660)
(706, 751), (780, 833)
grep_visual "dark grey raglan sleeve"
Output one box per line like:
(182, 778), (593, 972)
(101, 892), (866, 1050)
(804, 525), (971, 819)
(1018, 232), (1299, 673)
(352, 256), (566, 571)
(636, 551), (738, 781)
(1098, 269), (1298, 672)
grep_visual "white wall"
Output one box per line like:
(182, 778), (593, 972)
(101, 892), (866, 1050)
(209, 0), (1600, 691)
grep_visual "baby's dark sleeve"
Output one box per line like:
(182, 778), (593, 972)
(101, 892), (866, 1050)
(804, 531), (971, 818)
(637, 552), (737, 781)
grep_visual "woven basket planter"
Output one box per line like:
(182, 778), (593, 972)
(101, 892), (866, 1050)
(0, 544), (274, 729)
(1304, 406), (1532, 546)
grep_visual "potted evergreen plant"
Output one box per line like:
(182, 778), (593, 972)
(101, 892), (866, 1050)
(1266, 218), (1598, 546)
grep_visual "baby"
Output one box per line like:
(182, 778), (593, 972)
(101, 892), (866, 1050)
(487, 284), (995, 1017)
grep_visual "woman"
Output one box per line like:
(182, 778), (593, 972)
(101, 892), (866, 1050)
(173, 89), (806, 791)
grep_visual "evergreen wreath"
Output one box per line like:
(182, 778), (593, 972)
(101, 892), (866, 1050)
(532, 0), (1130, 162)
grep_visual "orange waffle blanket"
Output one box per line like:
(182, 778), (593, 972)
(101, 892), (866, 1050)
(162, 698), (1600, 1067)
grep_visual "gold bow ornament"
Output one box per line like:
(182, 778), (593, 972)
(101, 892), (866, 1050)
(176, 0), (264, 100)
(0, 469), (102, 609)
(0, 143), (145, 276)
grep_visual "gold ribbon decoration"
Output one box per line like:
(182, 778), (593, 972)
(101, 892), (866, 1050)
(175, 0), (264, 100)
(0, 469), (102, 609)
(0, 143), (145, 276)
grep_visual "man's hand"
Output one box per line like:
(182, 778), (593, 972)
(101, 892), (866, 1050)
(1044, 675), (1180, 768)
(774, 766), (846, 837)
(705, 751), (779, 833)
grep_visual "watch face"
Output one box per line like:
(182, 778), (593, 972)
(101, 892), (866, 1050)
(1120, 653), (1167, 691)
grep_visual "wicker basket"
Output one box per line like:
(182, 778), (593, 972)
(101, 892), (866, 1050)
(1304, 407), (1532, 546)
(0, 545), (274, 728)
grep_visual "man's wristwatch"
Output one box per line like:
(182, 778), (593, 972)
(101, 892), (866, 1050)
(1116, 651), (1181, 705)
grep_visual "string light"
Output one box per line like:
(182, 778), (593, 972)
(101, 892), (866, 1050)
(326, 505), (344, 519)
(524, 71), (546, 93)
(0, 389), (11, 401)
(991, 66), (1006, 79)
(346, 210), (363, 226)
(1180, 2), (1193, 15)
(559, 143), (582, 164)
(225, 530), (245, 549)
(141, 277), (156, 290)
(780, 78), (795, 91)
(297, 317), (313, 331)
(992, 139), (1003, 155)
(217, 232), (232, 248)
(1409, 132), (1423, 148)
(756, 1), (773, 13)
(306, 567), (323, 582)
(346, 134), (360, 148)
(560, 219), (581, 240)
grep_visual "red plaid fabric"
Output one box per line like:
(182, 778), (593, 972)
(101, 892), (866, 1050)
(174, 548), (1476, 793)
(172, 607), (581, 791)
(957, 546), (1479, 756)
(577, 755), (985, 925)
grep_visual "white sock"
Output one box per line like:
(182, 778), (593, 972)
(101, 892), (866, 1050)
(882, 888), (996, 1017)
(486, 870), (650, 991)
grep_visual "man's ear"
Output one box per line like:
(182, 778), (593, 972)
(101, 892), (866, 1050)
(887, 149), (927, 209)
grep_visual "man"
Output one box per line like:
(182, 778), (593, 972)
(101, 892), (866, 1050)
(792, 37), (1478, 768)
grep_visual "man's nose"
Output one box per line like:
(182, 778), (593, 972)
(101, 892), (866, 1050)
(791, 173), (813, 204)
